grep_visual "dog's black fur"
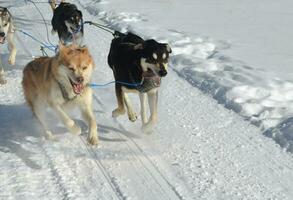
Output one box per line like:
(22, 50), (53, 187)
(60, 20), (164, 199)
(51, 2), (83, 45)
(107, 32), (172, 129)
(108, 32), (171, 91)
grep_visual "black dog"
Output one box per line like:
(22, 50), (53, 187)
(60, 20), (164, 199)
(108, 31), (172, 132)
(51, 2), (83, 45)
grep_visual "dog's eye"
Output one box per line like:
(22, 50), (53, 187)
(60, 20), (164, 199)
(3, 23), (7, 27)
(82, 66), (87, 70)
(146, 58), (156, 63)
(68, 67), (75, 71)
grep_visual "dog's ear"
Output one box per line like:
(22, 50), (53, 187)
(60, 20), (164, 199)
(80, 46), (89, 54)
(77, 10), (83, 18)
(59, 42), (75, 56)
(1, 8), (8, 16)
(164, 44), (172, 54)
(58, 42), (66, 53)
(58, 42), (67, 59)
(133, 43), (143, 50)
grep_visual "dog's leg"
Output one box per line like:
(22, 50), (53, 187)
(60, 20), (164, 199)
(0, 58), (6, 85)
(7, 31), (17, 65)
(80, 88), (98, 145)
(112, 84), (126, 118)
(32, 101), (55, 140)
(52, 104), (81, 135)
(122, 89), (137, 122)
(139, 93), (147, 125)
(142, 89), (158, 133)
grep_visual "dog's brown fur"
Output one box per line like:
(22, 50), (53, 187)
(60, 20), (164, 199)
(22, 44), (98, 145)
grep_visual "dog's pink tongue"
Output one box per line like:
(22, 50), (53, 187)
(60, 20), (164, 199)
(73, 83), (83, 94)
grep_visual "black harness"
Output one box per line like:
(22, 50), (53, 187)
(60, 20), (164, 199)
(128, 70), (161, 93)
(57, 81), (78, 102)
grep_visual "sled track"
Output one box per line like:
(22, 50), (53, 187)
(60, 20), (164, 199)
(79, 136), (124, 200)
(92, 93), (185, 200)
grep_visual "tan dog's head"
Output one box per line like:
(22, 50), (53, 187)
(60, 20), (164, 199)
(57, 44), (94, 94)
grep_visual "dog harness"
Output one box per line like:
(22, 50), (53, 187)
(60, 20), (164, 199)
(57, 81), (78, 102)
(129, 71), (161, 93)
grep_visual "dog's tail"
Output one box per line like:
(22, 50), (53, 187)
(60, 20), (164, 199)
(113, 31), (125, 38)
(49, 0), (65, 11)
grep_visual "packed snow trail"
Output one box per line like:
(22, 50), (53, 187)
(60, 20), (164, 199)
(0, 1), (293, 199)
(78, 0), (293, 152)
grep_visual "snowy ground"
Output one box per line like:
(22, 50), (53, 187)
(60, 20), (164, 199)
(1, 0), (293, 199)
(80, 0), (293, 151)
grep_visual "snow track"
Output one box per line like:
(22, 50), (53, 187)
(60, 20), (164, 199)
(90, 93), (186, 200)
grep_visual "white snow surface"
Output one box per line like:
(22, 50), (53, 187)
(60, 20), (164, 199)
(79, 0), (293, 151)
(1, 0), (293, 199)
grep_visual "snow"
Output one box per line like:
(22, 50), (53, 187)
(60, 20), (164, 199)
(1, 0), (293, 199)
(80, 0), (293, 151)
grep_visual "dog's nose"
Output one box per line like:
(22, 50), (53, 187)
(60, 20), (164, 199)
(159, 64), (168, 77)
(76, 77), (84, 83)
(0, 32), (5, 37)
(159, 70), (167, 77)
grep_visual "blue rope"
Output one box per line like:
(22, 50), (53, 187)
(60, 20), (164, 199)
(18, 29), (57, 53)
(89, 80), (143, 88)
(26, 0), (56, 47)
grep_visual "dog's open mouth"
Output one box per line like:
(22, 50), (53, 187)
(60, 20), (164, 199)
(0, 37), (6, 44)
(70, 27), (76, 32)
(69, 78), (84, 94)
(70, 25), (80, 33)
(143, 68), (158, 78)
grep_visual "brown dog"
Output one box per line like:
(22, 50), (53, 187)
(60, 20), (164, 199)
(22, 44), (98, 145)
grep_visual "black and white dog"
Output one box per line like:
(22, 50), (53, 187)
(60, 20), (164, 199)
(108, 32), (172, 132)
(50, 1), (83, 45)
(0, 7), (17, 85)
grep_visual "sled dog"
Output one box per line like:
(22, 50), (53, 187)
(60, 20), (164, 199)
(0, 7), (17, 84)
(22, 44), (98, 145)
(108, 31), (172, 132)
(50, 1), (83, 45)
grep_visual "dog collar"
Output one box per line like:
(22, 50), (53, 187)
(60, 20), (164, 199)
(138, 75), (161, 93)
(128, 70), (161, 93)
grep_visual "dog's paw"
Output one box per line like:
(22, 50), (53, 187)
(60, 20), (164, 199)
(88, 135), (99, 145)
(128, 112), (138, 122)
(141, 122), (155, 134)
(51, 29), (56, 35)
(8, 57), (15, 65)
(69, 123), (82, 135)
(45, 131), (57, 140)
(0, 77), (7, 85)
(112, 108), (125, 118)
(0, 71), (6, 85)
